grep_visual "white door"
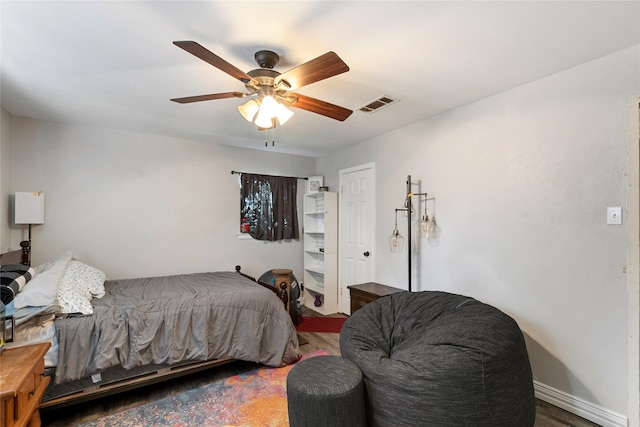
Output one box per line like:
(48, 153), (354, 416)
(339, 163), (375, 314)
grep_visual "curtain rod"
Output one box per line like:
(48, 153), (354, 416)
(231, 170), (308, 180)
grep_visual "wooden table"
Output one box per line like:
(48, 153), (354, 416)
(347, 282), (405, 315)
(0, 343), (51, 427)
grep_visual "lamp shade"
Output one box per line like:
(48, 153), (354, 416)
(15, 192), (45, 225)
(275, 102), (294, 125)
(237, 99), (260, 122)
(388, 228), (404, 253)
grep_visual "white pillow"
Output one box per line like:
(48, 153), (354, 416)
(14, 251), (75, 309)
(56, 260), (106, 315)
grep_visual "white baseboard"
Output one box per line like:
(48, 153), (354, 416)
(534, 381), (627, 427)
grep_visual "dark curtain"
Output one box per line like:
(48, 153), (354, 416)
(240, 173), (299, 241)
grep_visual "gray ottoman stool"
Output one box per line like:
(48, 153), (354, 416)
(287, 355), (366, 427)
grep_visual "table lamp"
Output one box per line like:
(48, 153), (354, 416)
(14, 191), (45, 265)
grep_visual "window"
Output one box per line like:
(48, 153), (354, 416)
(240, 173), (299, 241)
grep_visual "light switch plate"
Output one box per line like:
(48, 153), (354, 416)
(607, 207), (622, 225)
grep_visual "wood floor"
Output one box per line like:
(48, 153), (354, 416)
(40, 311), (601, 427)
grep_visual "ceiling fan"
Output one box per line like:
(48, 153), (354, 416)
(171, 41), (353, 129)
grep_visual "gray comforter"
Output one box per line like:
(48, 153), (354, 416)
(54, 271), (300, 384)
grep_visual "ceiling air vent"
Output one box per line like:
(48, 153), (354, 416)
(358, 95), (398, 114)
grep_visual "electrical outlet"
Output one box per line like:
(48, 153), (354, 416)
(607, 207), (622, 225)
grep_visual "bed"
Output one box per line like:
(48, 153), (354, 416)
(0, 248), (301, 409)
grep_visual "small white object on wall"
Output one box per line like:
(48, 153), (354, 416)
(607, 207), (622, 225)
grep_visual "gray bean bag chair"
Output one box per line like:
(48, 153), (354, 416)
(339, 291), (535, 426)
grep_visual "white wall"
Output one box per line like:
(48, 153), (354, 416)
(1, 108), (14, 251)
(7, 118), (315, 281)
(317, 46), (639, 424)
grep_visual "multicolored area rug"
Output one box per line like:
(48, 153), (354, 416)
(295, 316), (347, 333)
(79, 350), (330, 427)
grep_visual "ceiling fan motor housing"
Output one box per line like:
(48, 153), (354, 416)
(247, 68), (292, 94)
(254, 50), (279, 69)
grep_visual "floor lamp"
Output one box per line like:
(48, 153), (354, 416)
(389, 176), (436, 292)
(14, 192), (45, 266)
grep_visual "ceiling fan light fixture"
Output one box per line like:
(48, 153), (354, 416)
(251, 95), (294, 128)
(238, 95), (293, 128)
(254, 113), (275, 129)
(254, 97), (277, 128)
(237, 99), (260, 122)
(259, 95), (279, 117)
(275, 102), (294, 125)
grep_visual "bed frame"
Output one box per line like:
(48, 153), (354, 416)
(236, 265), (300, 325)
(0, 248), (296, 410)
(0, 248), (28, 266)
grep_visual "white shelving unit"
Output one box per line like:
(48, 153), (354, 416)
(302, 191), (338, 314)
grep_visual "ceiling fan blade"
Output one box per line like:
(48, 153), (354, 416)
(275, 52), (349, 91)
(285, 93), (353, 121)
(173, 41), (258, 86)
(170, 92), (246, 104)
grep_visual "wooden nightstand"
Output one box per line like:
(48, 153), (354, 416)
(0, 342), (51, 427)
(348, 282), (405, 315)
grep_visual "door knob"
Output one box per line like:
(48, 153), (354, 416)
(363, 251), (370, 257)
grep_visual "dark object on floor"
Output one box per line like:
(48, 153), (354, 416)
(287, 355), (366, 427)
(340, 291), (536, 427)
(295, 316), (347, 333)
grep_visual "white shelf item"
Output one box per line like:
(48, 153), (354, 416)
(302, 191), (338, 315)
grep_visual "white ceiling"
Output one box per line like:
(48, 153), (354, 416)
(2, 1), (639, 157)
